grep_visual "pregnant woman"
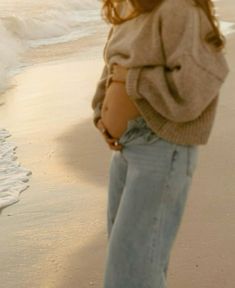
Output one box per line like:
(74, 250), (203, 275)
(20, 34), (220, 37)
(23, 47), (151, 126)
(91, 0), (229, 287)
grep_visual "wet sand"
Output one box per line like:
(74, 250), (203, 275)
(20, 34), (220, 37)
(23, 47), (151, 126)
(0, 8), (235, 288)
(0, 59), (111, 287)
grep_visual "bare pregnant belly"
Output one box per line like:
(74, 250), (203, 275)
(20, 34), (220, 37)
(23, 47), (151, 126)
(101, 82), (141, 139)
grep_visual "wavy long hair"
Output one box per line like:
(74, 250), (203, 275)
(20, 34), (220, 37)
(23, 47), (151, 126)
(101, 0), (225, 50)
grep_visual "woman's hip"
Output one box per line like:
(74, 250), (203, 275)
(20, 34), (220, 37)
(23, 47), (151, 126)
(116, 116), (198, 178)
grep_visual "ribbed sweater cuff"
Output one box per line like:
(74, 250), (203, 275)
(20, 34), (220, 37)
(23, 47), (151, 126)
(126, 67), (143, 100)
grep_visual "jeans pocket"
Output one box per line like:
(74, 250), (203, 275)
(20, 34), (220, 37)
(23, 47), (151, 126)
(186, 146), (198, 177)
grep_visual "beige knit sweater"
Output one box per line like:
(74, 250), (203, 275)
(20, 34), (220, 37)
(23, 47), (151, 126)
(91, 0), (229, 145)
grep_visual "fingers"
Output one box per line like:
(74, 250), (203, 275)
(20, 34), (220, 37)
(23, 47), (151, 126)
(106, 137), (123, 151)
(96, 118), (123, 151)
(96, 118), (105, 131)
(96, 119), (110, 138)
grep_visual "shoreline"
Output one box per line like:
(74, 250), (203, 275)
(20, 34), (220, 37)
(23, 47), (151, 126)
(0, 3), (235, 287)
(0, 41), (234, 287)
(0, 58), (111, 287)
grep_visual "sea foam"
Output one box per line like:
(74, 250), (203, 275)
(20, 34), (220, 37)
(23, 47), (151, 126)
(0, 0), (101, 212)
(221, 21), (235, 36)
(0, 0), (234, 212)
(0, 21), (25, 93)
(0, 0), (102, 95)
(0, 129), (32, 212)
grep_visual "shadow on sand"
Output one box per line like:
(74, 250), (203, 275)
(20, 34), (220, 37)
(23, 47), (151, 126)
(55, 118), (112, 287)
(57, 230), (107, 288)
(56, 117), (113, 188)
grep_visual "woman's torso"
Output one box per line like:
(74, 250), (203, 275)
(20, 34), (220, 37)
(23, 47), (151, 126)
(101, 79), (141, 139)
(100, 2), (141, 139)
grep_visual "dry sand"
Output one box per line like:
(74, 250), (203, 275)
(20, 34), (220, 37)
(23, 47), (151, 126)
(0, 6), (235, 288)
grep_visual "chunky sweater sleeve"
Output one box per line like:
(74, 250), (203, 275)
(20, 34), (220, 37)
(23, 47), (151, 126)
(125, 0), (229, 123)
(91, 27), (113, 126)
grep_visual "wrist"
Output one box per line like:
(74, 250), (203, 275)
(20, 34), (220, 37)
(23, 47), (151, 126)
(112, 65), (128, 82)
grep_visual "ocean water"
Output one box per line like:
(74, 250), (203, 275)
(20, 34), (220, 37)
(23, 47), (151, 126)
(0, 0), (107, 212)
(0, 0), (105, 93)
(0, 0), (234, 212)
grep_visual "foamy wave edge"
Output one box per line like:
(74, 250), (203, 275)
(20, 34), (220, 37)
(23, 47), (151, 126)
(0, 0), (101, 95)
(0, 129), (32, 212)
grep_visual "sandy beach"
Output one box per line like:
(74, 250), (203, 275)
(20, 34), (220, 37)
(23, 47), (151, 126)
(0, 2), (235, 288)
(0, 58), (110, 287)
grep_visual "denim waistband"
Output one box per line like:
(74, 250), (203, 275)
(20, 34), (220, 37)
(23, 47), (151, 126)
(117, 116), (198, 176)
(118, 116), (160, 146)
(126, 116), (149, 129)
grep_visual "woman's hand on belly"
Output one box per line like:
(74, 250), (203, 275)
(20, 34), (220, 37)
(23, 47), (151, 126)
(96, 118), (123, 151)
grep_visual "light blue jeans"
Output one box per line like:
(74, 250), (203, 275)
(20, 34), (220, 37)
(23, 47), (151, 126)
(104, 116), (198, 288)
